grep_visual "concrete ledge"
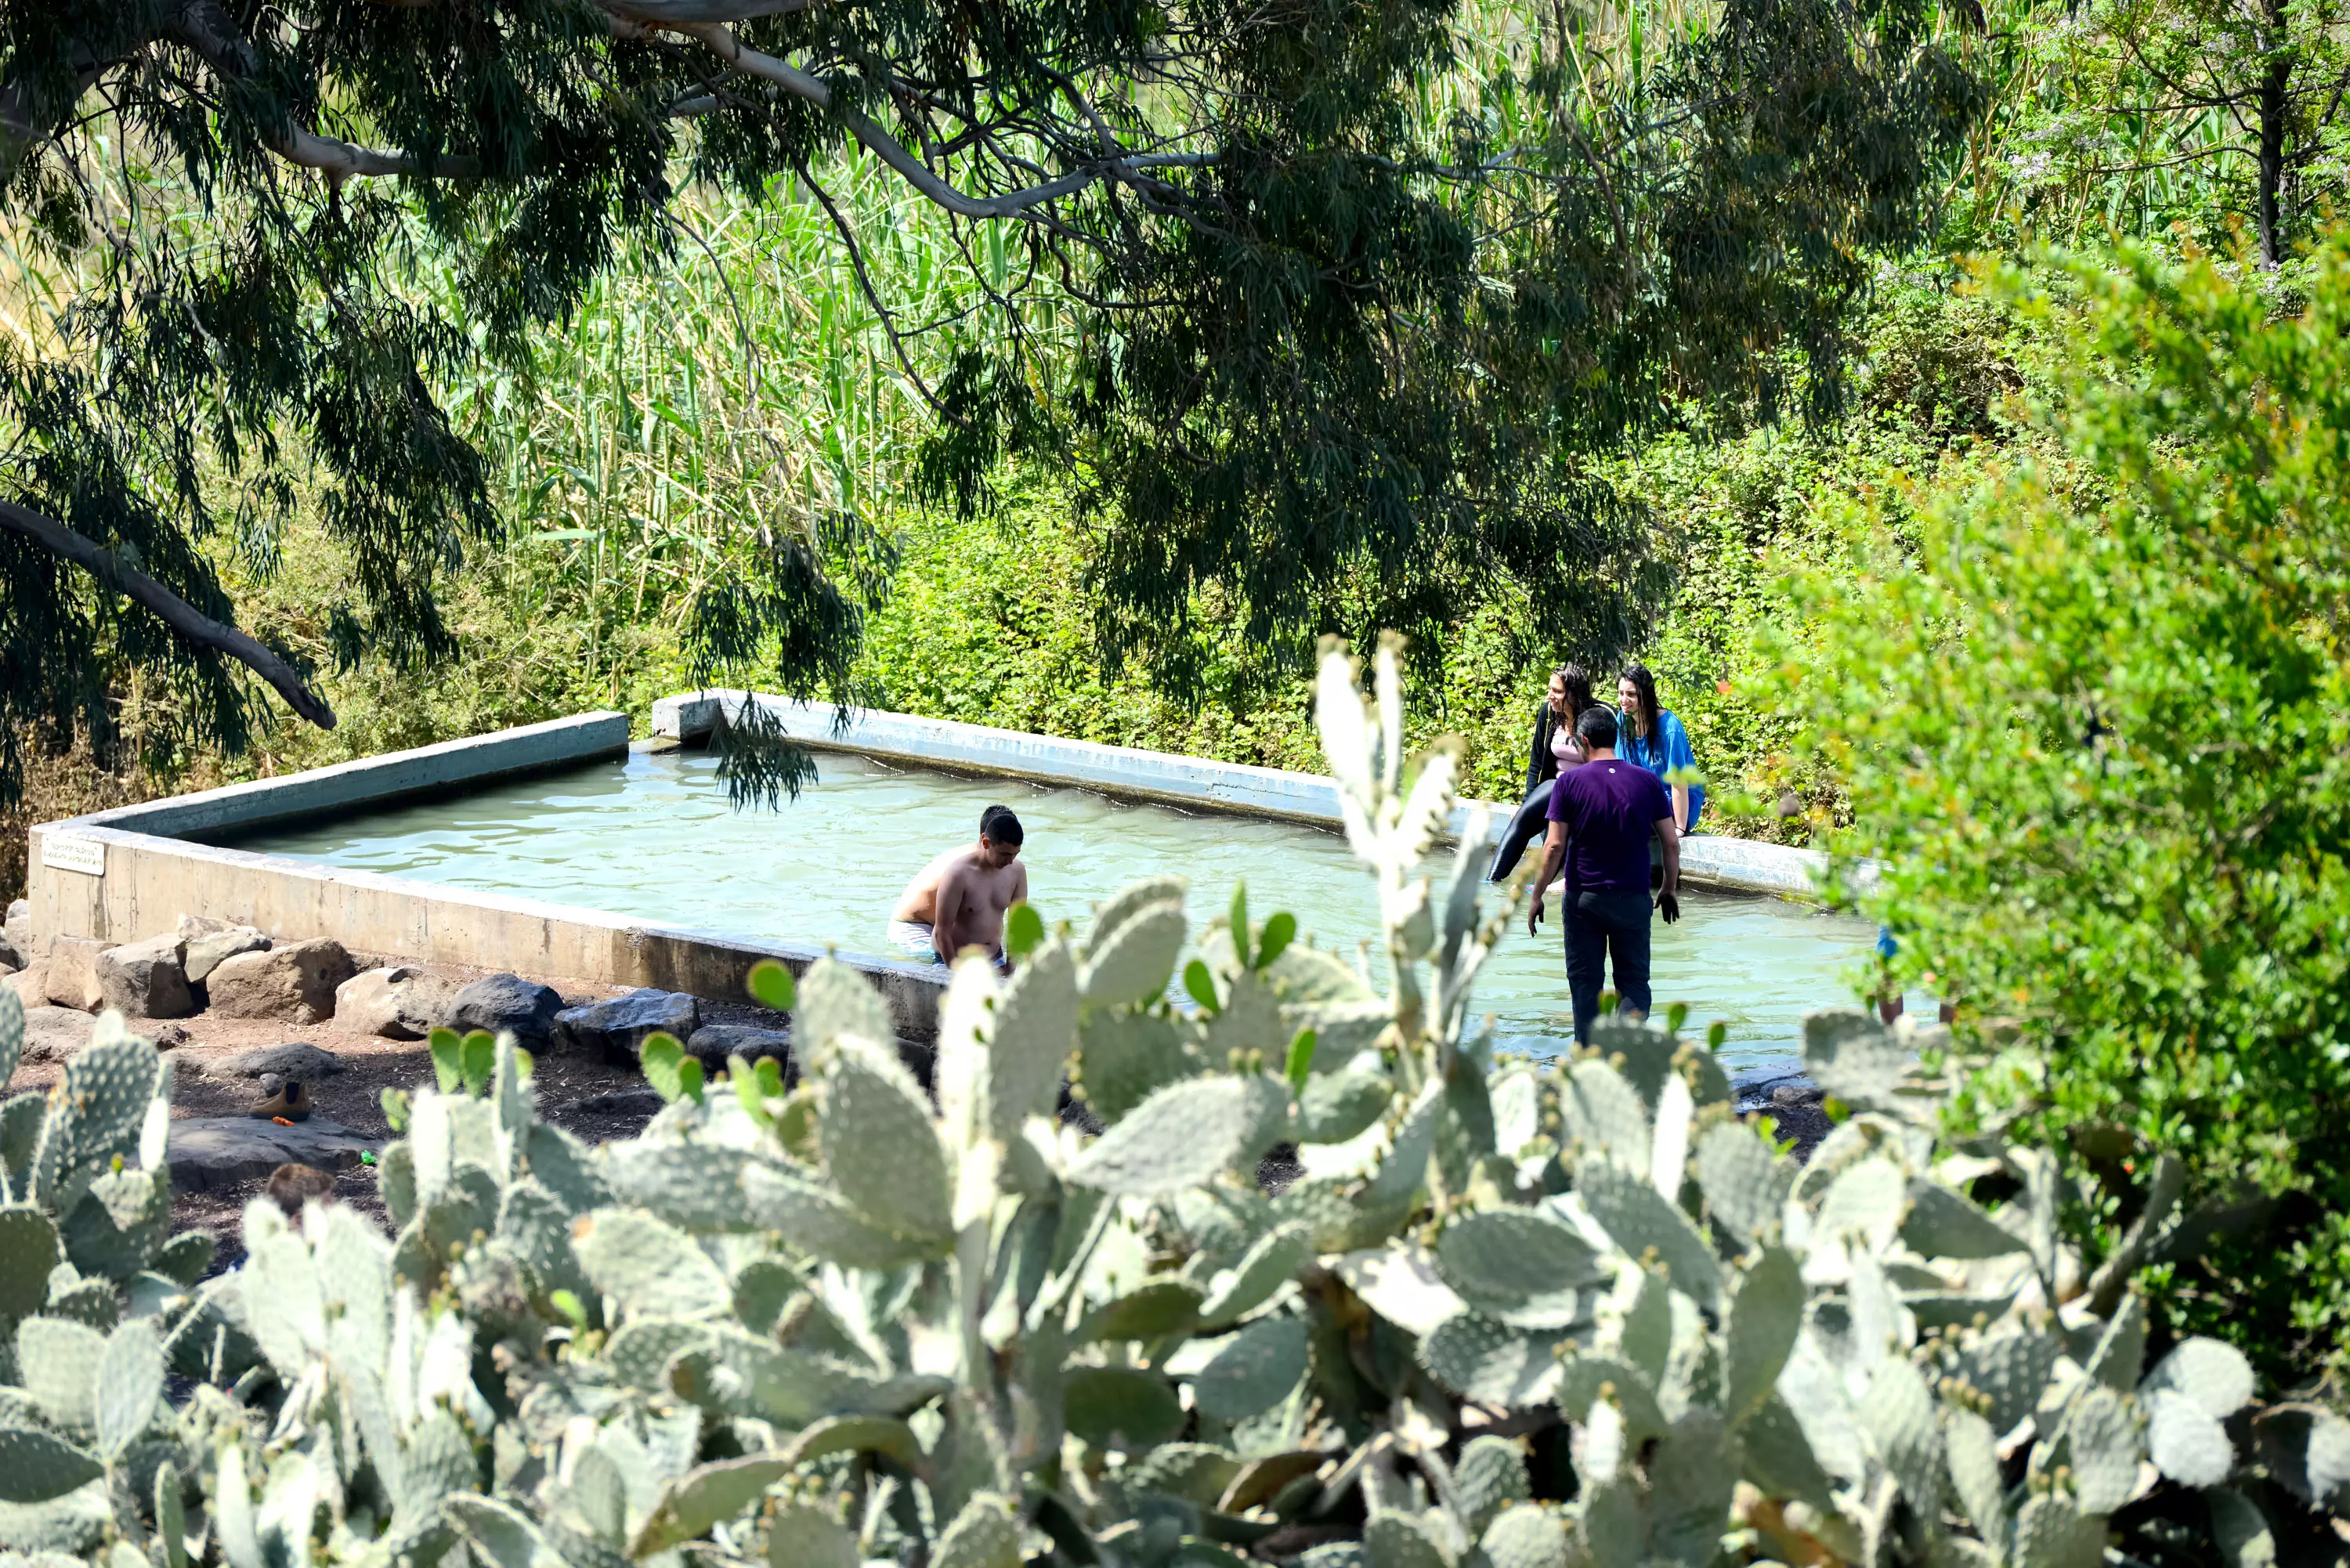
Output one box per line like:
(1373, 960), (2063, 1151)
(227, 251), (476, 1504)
(652, 690), (1855, 900)
(1679, 835), (1852, 900)
(69, 712), (631, 840)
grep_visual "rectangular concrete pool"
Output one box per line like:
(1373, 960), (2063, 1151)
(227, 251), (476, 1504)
(206, 746), (1881, 1068)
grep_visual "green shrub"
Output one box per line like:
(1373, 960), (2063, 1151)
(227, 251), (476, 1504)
(1768, 240), (2350, 1381)
(0, 638), (2343, 1566)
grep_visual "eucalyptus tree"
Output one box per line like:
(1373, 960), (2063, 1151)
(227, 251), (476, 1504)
(0, 0), (1980, 801)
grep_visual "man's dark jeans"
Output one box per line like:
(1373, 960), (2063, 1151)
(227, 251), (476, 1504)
(1564, 887), (1652, 1042)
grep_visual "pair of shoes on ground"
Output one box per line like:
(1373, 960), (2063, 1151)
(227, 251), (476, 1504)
(247, 1081), (313, 1121)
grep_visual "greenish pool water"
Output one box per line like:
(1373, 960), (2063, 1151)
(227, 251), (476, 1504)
(222, 749), (1882, 1069)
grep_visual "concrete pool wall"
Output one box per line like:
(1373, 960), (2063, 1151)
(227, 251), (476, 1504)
(20, 697), (1851, 1042)
(17, 713), (956, 1039)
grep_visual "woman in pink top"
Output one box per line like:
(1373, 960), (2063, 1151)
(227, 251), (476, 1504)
(1490, 664), (1598, 880)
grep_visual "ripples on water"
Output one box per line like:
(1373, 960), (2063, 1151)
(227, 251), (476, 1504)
(222, 750), (1882, 1069)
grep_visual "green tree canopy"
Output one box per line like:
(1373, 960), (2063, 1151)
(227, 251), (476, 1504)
(1777, 240), (2350, 1377)
(0, 0), (1979, 799)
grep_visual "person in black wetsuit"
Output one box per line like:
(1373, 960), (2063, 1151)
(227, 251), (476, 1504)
(1488, 664), (1597, 880)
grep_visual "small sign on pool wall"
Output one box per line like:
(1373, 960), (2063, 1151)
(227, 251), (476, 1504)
(42, 836), (104, 877)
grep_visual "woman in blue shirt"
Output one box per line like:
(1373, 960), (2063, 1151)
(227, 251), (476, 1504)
(1615, 663), (1704, 832)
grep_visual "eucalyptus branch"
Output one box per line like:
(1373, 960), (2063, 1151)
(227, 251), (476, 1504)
(0, 499), (336, 728)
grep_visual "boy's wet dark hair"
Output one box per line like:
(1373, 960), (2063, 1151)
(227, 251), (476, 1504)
(1575, 705), (1619, 749)
(980, 804), (1025, 846)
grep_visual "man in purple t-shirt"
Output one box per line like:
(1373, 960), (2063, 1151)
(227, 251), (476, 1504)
(1526, 705), (1682, 1042)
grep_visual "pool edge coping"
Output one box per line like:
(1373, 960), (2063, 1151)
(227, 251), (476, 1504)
(652, 689), (1864, 901)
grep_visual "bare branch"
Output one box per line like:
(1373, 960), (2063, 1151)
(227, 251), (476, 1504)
(169, 1), (480, 179)
(273, 126), (481, 179)
(0, 500), (337, 728)
(665, 22), (1120, 218)
(606, 0), (824, 20)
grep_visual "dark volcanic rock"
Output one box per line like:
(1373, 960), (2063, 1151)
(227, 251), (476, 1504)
(556, 989), (701, 1061)
(682, 1023), (792, 1072)
(215, 1042), (346, 1083)
(444, 974), (565, 1047)
(167, 1118), (376, 1194)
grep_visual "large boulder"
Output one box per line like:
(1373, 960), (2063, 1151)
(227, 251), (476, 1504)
(95, 934), (195, 1019)
(215, 1042), (345, 1083)
(205, 938), (355, 1025)
(335, 966), (450, 1040)
(2, 899), (32, 968)
(166, 1117), (376, 1195)
(555, 990), (700, 1061)
(684, 1023), (794, 1073)
(5, 965), (49, 1008)
(42, 936), (115, 1012)
(20, 1006), (95, 1065)
(0, 932), (20, 973)
(181, 919), (270, 985)
(444, 974), (565, 1048)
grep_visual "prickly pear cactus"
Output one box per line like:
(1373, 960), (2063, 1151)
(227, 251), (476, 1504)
(0, 998), (222, 1559)
(10, 638), (2348, 1568)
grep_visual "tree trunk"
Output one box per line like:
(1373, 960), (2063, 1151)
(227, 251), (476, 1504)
(2258, 0), (2291, 269)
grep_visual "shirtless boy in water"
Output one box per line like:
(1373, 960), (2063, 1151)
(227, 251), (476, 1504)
(888, 804), (1029, 968)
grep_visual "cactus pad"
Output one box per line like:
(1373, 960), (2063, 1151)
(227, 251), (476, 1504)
(60, 1169), (167, 1283)
(1801, 1010), (1912, 1113)
(1068, 1073), (1289, 1196)
(1192, 1315), (1309, 1422)
(1434, 1209), (1605, 1328)
(1478, 1505), (1567, 1568)
(1954, 1328), (2063, 1436)
(821, 1042), (953, 1243)
(1126, 1443), (1245, 1507)
(16, 1317), (104, 1434)
(573, 1209), (732, 1321)
(1693, 1121), (1791, 1248)
(2141, 1337), (2254, 1420)
(1723, 1245), (1802, 1427)
(1454, 1436), (1531, 1536)
(2059, 1383), (2142, 1514)
(1422, 1311), (1562, 1409)
(1900, 1181), (2027, 1260)
(2146, 1388), (2232, 1487)
(1200, 1222), (1313, 1326)
(1076, 1012), (1201, 1125)
(2011, 1491), (2105, 1568)
(1561, 1060), (1649, 1172)
(1062, 1365), (1184, 1450)
(766, 1504), (858, 1568)
(0, 988), (20, 1088)
(1575, 1162), (1723, 1311)
(1080, 900), (1188, 1006)
(1295, 1068), (1393, 1146)
(739, 1159), (953, 1268)
(0, 1206), (60, 1318)
(0, 1426), (101, 1505)
(987, 938), (1079, 1137)
(1363, 1512), (1448, 1568)
(932, 1492), (1023, 1568)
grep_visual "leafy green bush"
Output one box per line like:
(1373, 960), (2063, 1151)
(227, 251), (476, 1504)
(0, 638), (2344, 1567)
(1768, 241), (2350, 1380)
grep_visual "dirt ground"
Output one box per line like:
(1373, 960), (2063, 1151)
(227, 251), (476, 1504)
(6, 951), (798, 1273)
